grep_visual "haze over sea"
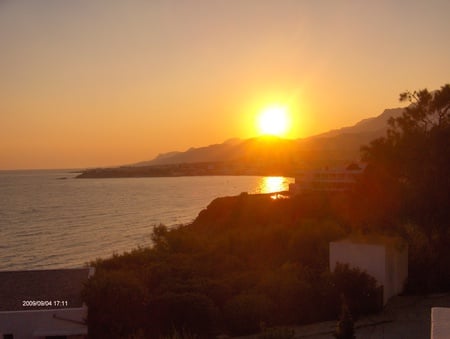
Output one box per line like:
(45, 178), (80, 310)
(0, 170), (293, 271)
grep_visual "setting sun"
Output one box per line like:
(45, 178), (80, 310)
(257, 106), (290, 137)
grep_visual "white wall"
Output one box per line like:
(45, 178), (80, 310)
(431, 307), (450, 339)
(330, 239), (408, 305)
(0, 307), (87, 339)
(330, 241), (386, 294)
(389, 244), (408, 297)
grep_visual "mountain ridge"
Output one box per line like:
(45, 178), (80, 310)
(134, 107), (404, 167)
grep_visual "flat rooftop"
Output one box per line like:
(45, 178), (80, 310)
(0, 268), (91, 311)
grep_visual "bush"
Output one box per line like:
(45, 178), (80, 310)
(147, 292), (218, 338)
(402, 223), (450, 293)
(331, 263), (381, 318)
(82, 270), (147, 339)
(224, 293), (272, 336)
(257, 264), (314, 324)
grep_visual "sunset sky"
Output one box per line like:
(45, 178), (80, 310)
(1, 1), (449, 170)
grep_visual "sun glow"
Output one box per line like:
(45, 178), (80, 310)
(257, 105), (290, 137)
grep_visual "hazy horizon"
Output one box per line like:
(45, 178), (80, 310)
(1, 1), (449, 170)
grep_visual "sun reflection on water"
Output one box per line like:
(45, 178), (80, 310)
(260, 176), (289, 194)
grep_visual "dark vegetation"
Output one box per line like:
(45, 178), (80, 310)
(84, 194), (380, 338)
(333, 299), (356, 339)
(83, 84), (450, 338)
(360, 84), (450, 292)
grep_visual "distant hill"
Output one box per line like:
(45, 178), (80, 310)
(311, 108), (403, 139)
(134, 138), (246, 166)
(135, 107), (404, 168)
(78, 106), (405, 178)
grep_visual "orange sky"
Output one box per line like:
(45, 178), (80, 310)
(1, 1), (449, 170)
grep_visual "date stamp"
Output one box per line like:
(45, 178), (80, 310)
(22, 300), (68, 307)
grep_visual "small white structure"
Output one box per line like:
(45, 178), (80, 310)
(0, 308), (87, 339)
(431, 307), (450, 339)
(330, 235), (408, 305)
(289, 163), (364, 195)
(0, 267), (94, 339)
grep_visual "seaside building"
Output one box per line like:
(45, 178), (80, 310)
(0, 267), (94, 339)
(330, 236), (408, 305)
(289, 163), (364, 195)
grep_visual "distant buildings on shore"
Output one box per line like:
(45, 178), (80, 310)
(289, 163), (365, 195)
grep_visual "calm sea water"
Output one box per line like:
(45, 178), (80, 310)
(0, 170), (293, 271)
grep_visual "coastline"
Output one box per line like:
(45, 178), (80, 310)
(76, 161), (297, 179)
(0, 172), (294, 271)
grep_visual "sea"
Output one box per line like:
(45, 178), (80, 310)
(0, 170), (293, 271)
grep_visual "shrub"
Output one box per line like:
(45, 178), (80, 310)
(331, 263), (381, 318)
(147, 292), (218, 338)
(257, 264), (314, 324)
(224, 293), (272, 336)
(82, 270), (147, 339)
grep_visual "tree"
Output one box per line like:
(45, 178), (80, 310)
(360, 84), (450, 292)
(361, 84), (450, 235)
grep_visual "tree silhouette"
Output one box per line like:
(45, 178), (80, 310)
(361, 84), (450, 236)
(360, 84), (450, 292)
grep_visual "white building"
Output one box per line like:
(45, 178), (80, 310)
(330, 236), (408, 305)
(431, 307), (450, 339)
(0, 267), (94, 339)
(289, 163), (364, 195)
